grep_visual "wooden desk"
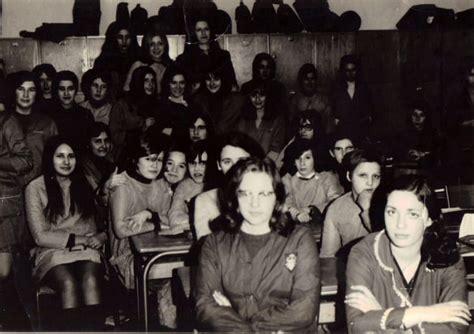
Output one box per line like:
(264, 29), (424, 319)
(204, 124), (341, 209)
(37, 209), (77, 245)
(131, 231), (192, 331)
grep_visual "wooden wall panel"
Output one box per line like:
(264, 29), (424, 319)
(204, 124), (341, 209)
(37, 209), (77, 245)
(399, 31), (442, 98)
(224, 34), (268, 87)
(356, 31), (399, 84)
(314, 32), (356, 91)
(167, 35), (184, 61)
(441, 29), (474, 106)
(369, 83), (404, 139)
(86, 36), (104, 69)
(40, 37), (87, 84)
(0, 38), (39, 72)
(269, 34), (314, 91)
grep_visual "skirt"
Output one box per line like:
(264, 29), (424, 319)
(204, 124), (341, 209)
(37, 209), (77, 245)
(0, 195), (26, 253)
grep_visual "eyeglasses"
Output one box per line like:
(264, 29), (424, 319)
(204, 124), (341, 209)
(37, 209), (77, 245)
(237, 190), (275, 201)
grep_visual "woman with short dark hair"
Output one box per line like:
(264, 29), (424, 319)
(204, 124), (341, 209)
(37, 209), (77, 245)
(346, 175), (470, 333)
(80, 69), (113, 126)
(196, 157), (320, 332)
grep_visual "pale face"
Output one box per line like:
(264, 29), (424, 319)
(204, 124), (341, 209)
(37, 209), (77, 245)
(136, 152), (162, 180)
(39, 72), (52, 96)
(302, 71), (317, 95)
(164, 151), (187, 184)
(169, 74), (186, 98)
(90, 131), (111, 158)
(385, 190), (432, 251)
(189, 118), (208, 142)
(257, 59), (272, 81)
(331, 138), (355, 164)
(238, 171), (276, 232)
(218, 145), (250, 175)
(144, 73), (156, 96)
(15, 81), (36, 110)
(149, 35), (165, 62)
(195, 21), (211, 45)
(349, 162), (381, 196)
(53, 143), (76, 177)
(205, 74), (222, 94)
(250, 90), (266, 110)
(90, 77), (107, 102)
(344, 63), (357, 82)
(188, 152), (207, 184)
(298, 119), (314, 140)
(116, 29), (131, 54)
(295, 150), (315, 177)
(467, 67), (474, 87)
(411, 109), (426, 131)
(57, 80), (76, 108)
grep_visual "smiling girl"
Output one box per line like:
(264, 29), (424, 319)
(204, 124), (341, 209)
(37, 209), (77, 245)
(25, 136), (103, 330)
(169, 140), (212, 233)
(109, 135), (168, 290)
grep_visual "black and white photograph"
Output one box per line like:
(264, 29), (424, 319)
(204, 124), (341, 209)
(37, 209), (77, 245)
(0, 0), (473, 332)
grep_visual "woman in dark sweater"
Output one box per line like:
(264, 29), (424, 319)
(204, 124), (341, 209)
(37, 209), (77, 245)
(176, 17), (237, 92)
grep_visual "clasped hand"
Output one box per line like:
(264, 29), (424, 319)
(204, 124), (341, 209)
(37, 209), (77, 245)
(213, 290), (231, 307)
(124, 210), (151, 232)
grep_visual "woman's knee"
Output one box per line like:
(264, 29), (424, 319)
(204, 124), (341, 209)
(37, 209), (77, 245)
(0, 252), (12, 280)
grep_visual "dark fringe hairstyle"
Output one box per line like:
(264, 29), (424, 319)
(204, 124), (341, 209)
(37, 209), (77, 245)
(42, 136), (96, 222)
(220, 157), (294, 236)
(283, 138), (318, 176)
(380, 175), (459, 269)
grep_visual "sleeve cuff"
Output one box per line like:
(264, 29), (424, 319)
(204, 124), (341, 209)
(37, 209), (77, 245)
(385, 308), (406, 330)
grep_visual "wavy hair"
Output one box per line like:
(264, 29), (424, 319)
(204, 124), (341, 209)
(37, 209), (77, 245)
(6, 71), (39, 109)
(379, 175), (459, 269)
(80, 68), (112, 103)
(42, 136), (96, 222)
(251, 53), (276, 81)
(221, 157), (294, 236)
(129, 66), (157, 101)
(139, 28), (172, 66)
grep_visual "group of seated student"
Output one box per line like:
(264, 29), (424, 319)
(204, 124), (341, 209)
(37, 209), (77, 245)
(0, 16), (472, 333)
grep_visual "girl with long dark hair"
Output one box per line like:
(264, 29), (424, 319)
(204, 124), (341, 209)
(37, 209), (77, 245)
(25, 136), (104, 330)
(94, 22), (140, 100)
(109, 66), (156, 161)
(192, 67), (245, 135)
(237, 81), (286, 161)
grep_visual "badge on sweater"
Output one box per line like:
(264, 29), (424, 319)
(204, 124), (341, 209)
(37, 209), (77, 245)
(285, 253), (297, 272)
